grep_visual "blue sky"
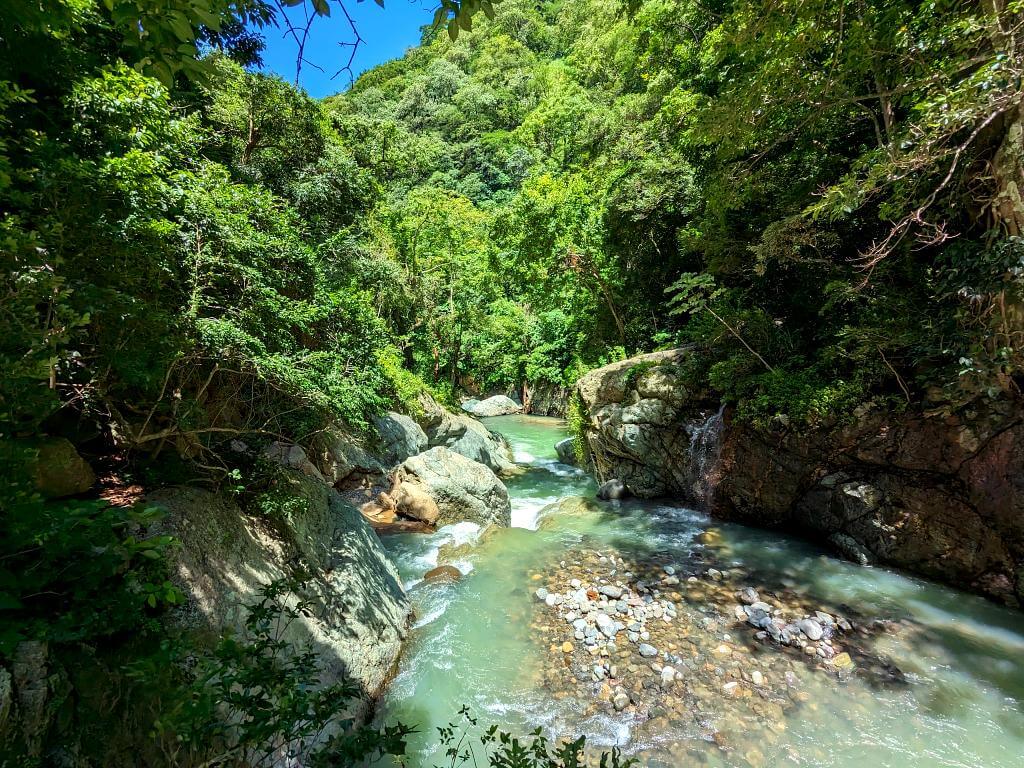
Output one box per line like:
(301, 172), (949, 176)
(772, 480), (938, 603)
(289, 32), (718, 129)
(258, 1), (435, 98)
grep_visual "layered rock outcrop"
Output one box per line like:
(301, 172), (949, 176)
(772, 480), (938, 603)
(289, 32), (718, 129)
(576, 348), (1024, 606)
(150, 473), (411, 710)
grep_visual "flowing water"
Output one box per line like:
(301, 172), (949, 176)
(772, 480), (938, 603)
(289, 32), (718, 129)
(376, 415), (1024, 767)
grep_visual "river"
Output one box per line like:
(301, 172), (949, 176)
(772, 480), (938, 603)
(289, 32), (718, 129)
(377, 415), (1024, 767)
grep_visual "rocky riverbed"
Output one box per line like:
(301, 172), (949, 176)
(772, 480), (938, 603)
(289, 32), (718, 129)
(376, 415), (1024, 768)
(526, 535), (914, 766)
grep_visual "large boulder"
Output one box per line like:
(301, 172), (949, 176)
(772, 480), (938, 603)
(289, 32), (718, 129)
(316, 428), (385, 488)
(575, 348), (718, 498)
(373, 411), (428, 465)
(461, 395), (521, 417)
(29, 437), (95, 498)
(416, 395), (516, 476)
(391, 447), (511, 528)
(149, 473), (410, 714)
(555, 437), (576, 465)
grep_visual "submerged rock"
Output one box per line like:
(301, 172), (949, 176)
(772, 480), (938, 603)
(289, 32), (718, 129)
(423, 565), (463, 583)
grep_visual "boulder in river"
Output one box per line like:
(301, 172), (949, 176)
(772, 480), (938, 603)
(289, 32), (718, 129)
(423, 565), (463, 583)
(392, 447), (511, 528)
(555, 437), (577, 465)
(462, 395), (522, 417)
(597, 479), (629, 501)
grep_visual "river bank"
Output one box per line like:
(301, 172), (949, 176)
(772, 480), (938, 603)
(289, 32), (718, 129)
(375, 415), (1024, 767)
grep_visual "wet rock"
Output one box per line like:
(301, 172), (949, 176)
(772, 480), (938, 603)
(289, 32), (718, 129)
(797, 619), (824, 641)
(555, 438), (577, 465)
(423, 565), (462, 583)
(535, 588), (549, 602)
(738, 587), (760, 605)
(393, 447), (511, 527)
(597, 479), (629, 500)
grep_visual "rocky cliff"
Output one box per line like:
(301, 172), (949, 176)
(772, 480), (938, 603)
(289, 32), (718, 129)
(576, 348), (1024, 607)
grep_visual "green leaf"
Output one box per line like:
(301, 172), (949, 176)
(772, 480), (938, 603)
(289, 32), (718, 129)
(312, 0), (331, 16)
(447, 19), (459, 41)
(167, 13), (194, 43)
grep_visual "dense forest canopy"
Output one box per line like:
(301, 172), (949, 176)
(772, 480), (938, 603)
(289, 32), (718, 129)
(1, 0), (1023, 763)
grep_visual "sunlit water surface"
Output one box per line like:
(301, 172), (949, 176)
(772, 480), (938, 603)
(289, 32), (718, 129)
(376, 415), (1024, 767)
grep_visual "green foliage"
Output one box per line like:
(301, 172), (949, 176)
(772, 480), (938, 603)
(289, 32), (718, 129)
(436, 706), (636, 768)
(141, 578), (415, 768)
(565, 392), (588, 466)
(0, 443), (181, 658)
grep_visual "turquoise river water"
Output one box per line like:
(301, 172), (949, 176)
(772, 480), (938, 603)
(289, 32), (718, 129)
(376, 415), (1024, 767)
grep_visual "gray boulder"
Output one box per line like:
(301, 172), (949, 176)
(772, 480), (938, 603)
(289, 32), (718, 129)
(373, 411), (428, 465)
(461, 395), (521, 417)
(392, 447), (511, 528)
(555, 437), (577, 465)
(317, 428), (385, 487)
(597, 479), (629, 500)
(422, 411), (516, 476)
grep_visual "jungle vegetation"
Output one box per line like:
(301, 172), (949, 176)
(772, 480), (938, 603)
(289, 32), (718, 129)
(1, 0), (1022, 764)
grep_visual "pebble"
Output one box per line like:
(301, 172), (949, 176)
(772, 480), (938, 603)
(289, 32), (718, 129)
(751, 670), (764, 686)
(638, 643), (658, 658)
(798, 619), (824, 641)
(562, 642), (573, 653)
(535, 588), (548, 601)
(664, 566), (676, 576)
(739, 587), (759, 605)
(613, 692), (630, 711)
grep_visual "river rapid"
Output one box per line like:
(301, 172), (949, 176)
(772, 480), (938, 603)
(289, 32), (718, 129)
(376, 415), (1024, 767)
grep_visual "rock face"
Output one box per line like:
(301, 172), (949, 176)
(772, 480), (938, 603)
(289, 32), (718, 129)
(576, 348), (1024, 606)
(149, 473), (410, 713)
(373, 411), (428, 465)
(575, 348), (718, 498)
(461, 395), (522, 417)
(524, 382), (570, 417)
(714, 399), (1024, 605)
(417, 395), (516, 476)
(391, 447), (511, 528)
(555, 437), (576, 465)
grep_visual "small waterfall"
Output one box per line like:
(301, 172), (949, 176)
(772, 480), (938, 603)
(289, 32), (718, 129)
(688, 404), (725, 507)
